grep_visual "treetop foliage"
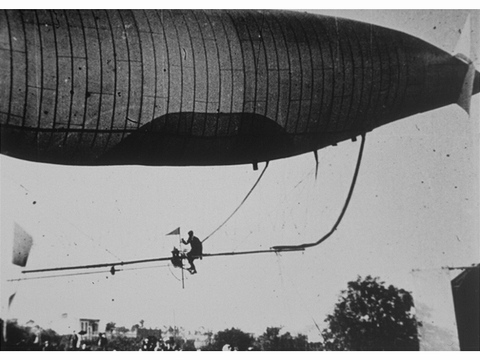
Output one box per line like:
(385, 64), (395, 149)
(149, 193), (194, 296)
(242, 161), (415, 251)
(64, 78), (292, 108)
(322, 275), (419, 351)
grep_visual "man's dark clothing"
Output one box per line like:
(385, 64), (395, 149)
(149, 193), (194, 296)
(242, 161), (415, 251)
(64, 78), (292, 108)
(182, 235), (202, 273)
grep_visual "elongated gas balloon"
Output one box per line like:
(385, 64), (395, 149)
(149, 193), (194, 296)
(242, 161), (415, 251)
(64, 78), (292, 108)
(1, 10), (479, 166)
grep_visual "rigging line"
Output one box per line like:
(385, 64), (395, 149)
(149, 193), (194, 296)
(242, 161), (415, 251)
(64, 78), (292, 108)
(293, 168), (315, 191)
(60, 217), (123, 262)
(7, 269), (112, 281)
(311, 317), (323, 339)
(8, 264), (170, 282)
(230, 166), (315, 253)
(272, 133), (367, 250)
(125, 263), (170, 271)
(201, 161), (269, 243)
(276, 254), (323, 339)
(167, 263), (182, 282)
(22, 255), (173, 274)
(4, 175), (123, 262)
(275, 254), (295, 323)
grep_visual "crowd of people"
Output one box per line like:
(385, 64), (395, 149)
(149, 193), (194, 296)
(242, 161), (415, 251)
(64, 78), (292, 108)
(139, 336), (179, 351)
(43, 331), (109, 351)
(34, 334), (180, 351)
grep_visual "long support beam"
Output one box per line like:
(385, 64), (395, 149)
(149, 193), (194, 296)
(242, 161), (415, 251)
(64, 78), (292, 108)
(21, 247), (305, 274)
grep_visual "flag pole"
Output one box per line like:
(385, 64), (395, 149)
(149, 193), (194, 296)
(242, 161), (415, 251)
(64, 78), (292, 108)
(166, 227), (185, 289)
(179, 230), (184, 289)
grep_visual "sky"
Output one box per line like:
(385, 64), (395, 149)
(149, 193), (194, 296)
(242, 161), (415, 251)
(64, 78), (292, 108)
(1, 8), (479, 343)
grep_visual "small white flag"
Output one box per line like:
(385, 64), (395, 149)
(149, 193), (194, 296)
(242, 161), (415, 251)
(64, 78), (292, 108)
(166, 227), (180, 236)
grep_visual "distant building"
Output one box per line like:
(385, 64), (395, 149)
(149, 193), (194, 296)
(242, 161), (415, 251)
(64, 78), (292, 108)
(193, 334), (209, 349)
(51, 313), (103, 339)
(451, 264), (480, 351)
(137, 327), (162, 340)
(181, 329), (213, 349)
(411, 264), (480, 351)
(79, 318), (101, 340)
(111, 327), (138, 338)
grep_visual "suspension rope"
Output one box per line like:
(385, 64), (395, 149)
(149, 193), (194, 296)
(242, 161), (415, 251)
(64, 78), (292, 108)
(202, 161), (269, 243)
(272, 133), (367, 250)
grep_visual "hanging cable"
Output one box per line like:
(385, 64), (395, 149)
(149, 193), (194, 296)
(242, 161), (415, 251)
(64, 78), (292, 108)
(272, 133), (367, 250)
(202, 161), (269, 243)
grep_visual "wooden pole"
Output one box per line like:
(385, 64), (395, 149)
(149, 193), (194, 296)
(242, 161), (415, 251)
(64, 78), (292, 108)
(21, 248), (305, 274)
(179, 231), (184, 289)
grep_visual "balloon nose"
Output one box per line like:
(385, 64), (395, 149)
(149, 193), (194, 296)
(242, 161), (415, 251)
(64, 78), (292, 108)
(416, 43), (477, 115)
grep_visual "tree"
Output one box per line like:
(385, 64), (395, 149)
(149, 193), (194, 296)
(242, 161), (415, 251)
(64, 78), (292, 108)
(322, 275), (419, 351)
(106, 336), (140, 351)
(0, 319), (32, 350)
(105, 322), (116, 333)
(202, 327), (254, 351)
(115, 326), (129, 334)
(0, 319), (61, 351)
(183, 339), (196, 351)
(256, 327), (280, 351)
(256, 327), (309, 351)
